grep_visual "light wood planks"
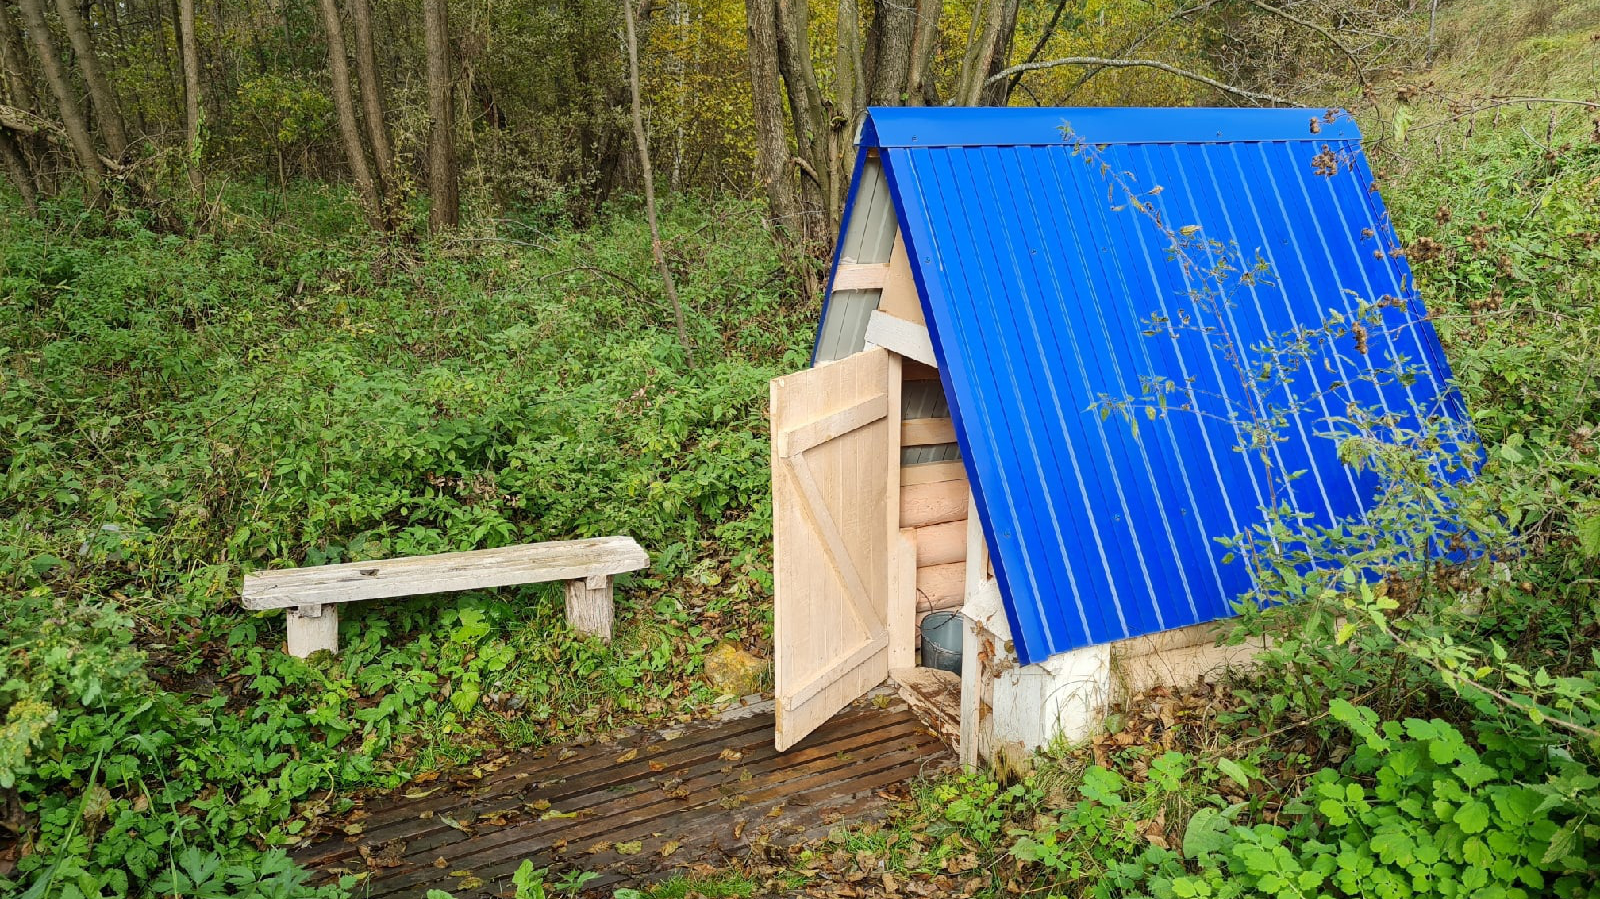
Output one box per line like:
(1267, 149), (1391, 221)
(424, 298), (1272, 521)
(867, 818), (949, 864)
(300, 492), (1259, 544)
(865, 310), (937, 368)
(902, 417), (957, 447)
(913, 519), (966, 567)
(960, 489), (989, 770)
(916, 561), (966, 612)
(900, 478), (969, 528)
(771, 347), (894, 752)
(876, 235), (923, 325)
(832, 262), (891, 292)
(901, 459), (966, 487)
(890, 667), (960, 752)
(242, 537), (648, 609)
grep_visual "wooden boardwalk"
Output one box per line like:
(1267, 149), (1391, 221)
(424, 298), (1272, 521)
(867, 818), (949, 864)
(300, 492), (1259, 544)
(294, 698), (952, 895)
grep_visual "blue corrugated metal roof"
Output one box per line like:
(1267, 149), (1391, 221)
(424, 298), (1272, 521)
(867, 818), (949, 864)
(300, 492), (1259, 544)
(832, 107), (1471, 665)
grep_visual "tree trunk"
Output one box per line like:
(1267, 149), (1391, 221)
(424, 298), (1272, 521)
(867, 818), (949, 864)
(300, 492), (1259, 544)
(53, 0), (126, 158)
(0, 0), (47, 196)
(177, 0), (202, 192)
(422, 0), (457, 230)
(953, 0), (1019, 106)
(315, 0), (383, 229)
(773, 0), (832, 248)
(347, 0), (394, 196)
(744, 0), (801, 247)
(906, 0), (944, 105)
(0, 128), (36, 211)
(865, 0), (915, 106)
(621, 0), (691, 364)
(0, 1), (36, 110)
(975, 0), (1021, 106)
(15, 0), (102, 187)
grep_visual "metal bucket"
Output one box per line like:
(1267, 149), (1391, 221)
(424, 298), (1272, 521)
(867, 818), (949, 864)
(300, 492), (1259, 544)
(920, 611), (964, 673)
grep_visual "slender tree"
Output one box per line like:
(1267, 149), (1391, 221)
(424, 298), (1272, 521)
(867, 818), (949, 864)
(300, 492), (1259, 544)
(15, 0), (102, 187)
(744, 0), (1024, 266)
(621, 0), (691, 363)
(347, 0), (394, 196)
(178, 0), (202, 192)
(0, 0), (45, 198)
(53, 0), (127, 158)
(315, 0), (383, 228)
(422, 0), (456, 230)
(0, 129), (36, 210)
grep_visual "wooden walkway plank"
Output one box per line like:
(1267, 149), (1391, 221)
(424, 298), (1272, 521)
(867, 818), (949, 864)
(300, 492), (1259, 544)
(294, 699), (952, 896)
(305, 708), (884, 862)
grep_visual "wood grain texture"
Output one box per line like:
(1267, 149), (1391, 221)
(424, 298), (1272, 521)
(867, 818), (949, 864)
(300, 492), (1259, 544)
(915, 561), (966, 612)
(876, 235), (923, 325)
(285, 606), (338, 657)
(772, 348), (893, 751)
(292, 699), (952, 896)
(913, 519), (966, 567)
(832, 262), (890, 291)
(888, 528), (917, 670)
(864, 310), (937, 368)
(242, 537), (647, 609)
(890, 666), (959, 751)
(564, 576), (614, 642)
(900, 478), (969, 528)
(901, 459), (966, 486)
(901, 417), (957, 446)
(960, 489), (989, 770)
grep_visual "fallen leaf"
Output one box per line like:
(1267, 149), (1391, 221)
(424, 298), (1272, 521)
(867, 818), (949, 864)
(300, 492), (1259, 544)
(403, 788), (440, 800)
(539, 809), (577, 820)
(660, 840), (680, 857)
(732, 820), (746, 840)
(718, 748), (743, 761)
(616, 840), (642, 855)
(433, 857), (449, 869)
(766, 805), (785, 818)
(648, 760), (667, 771)
(617, 748), (639, 763)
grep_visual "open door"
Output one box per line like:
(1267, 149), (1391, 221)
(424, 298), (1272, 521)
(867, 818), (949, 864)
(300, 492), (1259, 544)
(772, 347), (904, 750)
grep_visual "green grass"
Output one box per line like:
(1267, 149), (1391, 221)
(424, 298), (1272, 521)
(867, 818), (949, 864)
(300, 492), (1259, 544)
(0, 189), (807, 898)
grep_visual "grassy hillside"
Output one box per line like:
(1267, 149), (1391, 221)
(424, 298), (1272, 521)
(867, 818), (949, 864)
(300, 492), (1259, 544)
(0, 195), (806, 897)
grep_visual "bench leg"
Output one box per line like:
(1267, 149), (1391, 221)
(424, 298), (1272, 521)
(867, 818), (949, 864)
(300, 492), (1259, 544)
(286, 605), (339, 658)
(565, 574), (614, 643)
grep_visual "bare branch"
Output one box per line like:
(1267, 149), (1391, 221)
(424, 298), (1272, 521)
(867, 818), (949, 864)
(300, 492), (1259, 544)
(0, 103), (124, 173)
(985, 56), (1295, 106)
(1054, 0), (1226, 101)
(1239, 0), (1368, 89)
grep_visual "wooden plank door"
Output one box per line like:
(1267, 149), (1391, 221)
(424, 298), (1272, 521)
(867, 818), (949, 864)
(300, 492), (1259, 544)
(772, 347), (905, 750)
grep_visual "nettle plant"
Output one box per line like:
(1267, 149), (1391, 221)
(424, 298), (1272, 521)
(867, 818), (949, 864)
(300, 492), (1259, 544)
(1059, 126), (1600, 891)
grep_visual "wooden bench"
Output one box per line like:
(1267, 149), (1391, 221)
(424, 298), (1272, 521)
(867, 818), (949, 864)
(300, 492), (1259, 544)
(241, 537), (649, 657)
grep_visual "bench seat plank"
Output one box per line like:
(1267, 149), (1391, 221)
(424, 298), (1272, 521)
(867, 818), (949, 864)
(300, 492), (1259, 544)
(243, 537), (648, 610)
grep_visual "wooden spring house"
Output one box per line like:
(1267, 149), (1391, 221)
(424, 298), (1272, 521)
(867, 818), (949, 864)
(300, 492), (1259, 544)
(769, 107), (1472, 764)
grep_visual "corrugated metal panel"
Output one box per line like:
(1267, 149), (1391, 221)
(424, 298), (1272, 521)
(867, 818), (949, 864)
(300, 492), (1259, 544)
(814, 157), (900, 364)
(848, 107), (1471, 665)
